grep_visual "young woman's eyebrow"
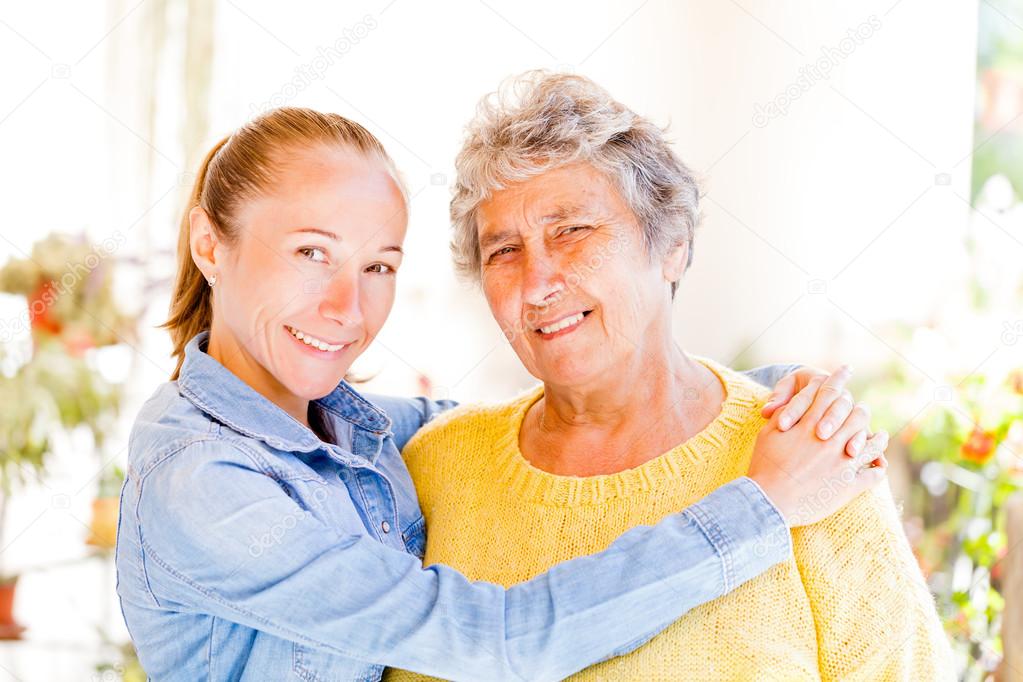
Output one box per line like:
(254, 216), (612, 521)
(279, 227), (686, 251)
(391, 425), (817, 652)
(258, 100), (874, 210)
(291, 227), (339, 240)
(381, 245), (404, 255)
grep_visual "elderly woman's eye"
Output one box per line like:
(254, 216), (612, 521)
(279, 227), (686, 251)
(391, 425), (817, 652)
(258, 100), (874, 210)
(488, 246), (517, 261)
(298, 247), (328, 264)
(560, 226), (590, 237)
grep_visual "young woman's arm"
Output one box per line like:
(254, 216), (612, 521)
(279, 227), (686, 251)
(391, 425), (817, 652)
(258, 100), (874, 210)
(131, 439), (790, 682)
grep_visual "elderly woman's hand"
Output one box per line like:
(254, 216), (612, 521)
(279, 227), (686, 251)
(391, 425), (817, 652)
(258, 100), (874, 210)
(760, 365), (875, 458)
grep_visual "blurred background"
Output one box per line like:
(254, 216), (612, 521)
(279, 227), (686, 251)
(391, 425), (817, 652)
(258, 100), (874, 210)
(0, 0), (1021, 679)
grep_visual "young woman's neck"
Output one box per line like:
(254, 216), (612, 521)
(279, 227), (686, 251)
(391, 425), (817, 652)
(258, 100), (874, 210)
(205, 324), (311, 429)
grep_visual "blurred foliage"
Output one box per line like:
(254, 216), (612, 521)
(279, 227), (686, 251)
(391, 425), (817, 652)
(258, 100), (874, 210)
(0, 232), (136, 350)
(0, 340), (121, 494)
(863, 358), (1021, 680)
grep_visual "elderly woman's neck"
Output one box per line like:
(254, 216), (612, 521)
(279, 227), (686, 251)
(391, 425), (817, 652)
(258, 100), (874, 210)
(520, 347), (724, 476)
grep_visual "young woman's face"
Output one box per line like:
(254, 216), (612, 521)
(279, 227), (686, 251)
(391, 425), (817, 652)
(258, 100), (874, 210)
(207, 146), (407, 404)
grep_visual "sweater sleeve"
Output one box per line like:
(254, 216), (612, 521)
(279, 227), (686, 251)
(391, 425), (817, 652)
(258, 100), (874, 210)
(791, 481), (955, 681)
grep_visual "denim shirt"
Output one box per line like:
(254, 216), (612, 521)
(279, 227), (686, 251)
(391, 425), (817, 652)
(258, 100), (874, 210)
(116, 331), (796, 681)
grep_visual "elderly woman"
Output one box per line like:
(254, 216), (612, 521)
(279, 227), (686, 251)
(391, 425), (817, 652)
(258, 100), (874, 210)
(386, 73), (953, 681)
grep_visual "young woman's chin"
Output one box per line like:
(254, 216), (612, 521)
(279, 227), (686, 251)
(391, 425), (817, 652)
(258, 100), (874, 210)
(283, 370), (351, 401)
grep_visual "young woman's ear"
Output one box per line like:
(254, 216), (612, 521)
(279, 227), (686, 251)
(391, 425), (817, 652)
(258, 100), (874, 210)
(662, 241), (689, 284)
(189, 206), (221, 282)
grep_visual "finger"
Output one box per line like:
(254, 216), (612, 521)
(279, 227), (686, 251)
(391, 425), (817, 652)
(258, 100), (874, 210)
(802, 365), (853, 428)
(816, 388), (854, 440)
(777, 379), (823, 430)
(778, 365), (851, 430)
(851, 458), (888, 491)
(852, 429), (887, 470)
(831, 402), (872, 456)
(761, 373), (797, 418)
(864, 430), (889, 466)
(845, 430), (868, 457)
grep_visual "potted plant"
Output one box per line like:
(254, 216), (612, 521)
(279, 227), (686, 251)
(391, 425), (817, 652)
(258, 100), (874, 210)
(0, 349), (51, 639)
(87, 466), (125, 550)
(0, 232), (136, 354)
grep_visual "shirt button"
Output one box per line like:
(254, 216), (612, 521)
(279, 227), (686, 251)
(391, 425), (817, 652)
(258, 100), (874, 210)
(381, 521), (391, 534)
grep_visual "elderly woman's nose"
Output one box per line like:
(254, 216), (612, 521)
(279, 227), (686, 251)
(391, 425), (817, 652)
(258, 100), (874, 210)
(317, 269), (363, 326)
(520, 250), (565, 307)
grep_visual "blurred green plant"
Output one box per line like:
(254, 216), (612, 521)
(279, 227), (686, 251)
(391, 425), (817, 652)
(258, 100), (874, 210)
(0, 340), (121, 578)
(860, 345), (1022, 681)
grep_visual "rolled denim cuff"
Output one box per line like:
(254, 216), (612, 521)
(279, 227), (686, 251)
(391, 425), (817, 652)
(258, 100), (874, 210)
(683, 476), (792, 592)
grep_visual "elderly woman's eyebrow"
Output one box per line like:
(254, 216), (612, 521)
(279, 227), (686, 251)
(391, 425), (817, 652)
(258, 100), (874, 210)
(539, 204), (592, 223)
(479, 229), (518, 250)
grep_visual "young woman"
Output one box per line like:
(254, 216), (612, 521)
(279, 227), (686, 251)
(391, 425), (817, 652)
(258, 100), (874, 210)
(115, 107), (888, 681)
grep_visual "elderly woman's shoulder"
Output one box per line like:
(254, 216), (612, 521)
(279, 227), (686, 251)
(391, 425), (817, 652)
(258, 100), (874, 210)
(400, 386), (543, 461)
(696, 357), (775, 408)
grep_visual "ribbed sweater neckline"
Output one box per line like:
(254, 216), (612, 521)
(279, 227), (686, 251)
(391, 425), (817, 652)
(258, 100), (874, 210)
(491, 356), (763, 506)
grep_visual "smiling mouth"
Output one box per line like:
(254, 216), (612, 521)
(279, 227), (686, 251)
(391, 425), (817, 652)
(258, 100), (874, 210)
(535, 310), (592, 336)
(285, 325), (349, 353)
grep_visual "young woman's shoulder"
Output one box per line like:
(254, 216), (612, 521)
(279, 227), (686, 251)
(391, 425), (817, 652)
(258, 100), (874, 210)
(399, 386), (541, 470)
(128, 381), (281, 482)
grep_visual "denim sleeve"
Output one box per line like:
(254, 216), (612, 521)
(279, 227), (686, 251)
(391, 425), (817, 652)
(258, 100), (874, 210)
(138, 441), (791, 682)
(742, 363), (804, 390)
(366, 394), (459, 451)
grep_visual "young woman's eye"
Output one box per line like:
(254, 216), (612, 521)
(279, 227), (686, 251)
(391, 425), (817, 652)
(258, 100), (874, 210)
(298, 247), (328, 264)
(365, 263), (395, 274)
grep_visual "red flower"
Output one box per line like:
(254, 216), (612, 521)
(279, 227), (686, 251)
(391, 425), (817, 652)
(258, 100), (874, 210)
(26, 280), (61, 336)
(960, 426), (996, 464)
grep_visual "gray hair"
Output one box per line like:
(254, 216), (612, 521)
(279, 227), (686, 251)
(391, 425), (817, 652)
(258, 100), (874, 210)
(450, 70), (700, 293)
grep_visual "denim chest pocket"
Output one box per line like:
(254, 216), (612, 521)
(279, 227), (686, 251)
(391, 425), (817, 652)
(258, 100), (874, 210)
(293, 643), (383, 682)
(401, 515), (426, 560)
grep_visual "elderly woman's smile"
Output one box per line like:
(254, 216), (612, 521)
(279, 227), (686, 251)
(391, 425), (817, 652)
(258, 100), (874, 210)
(532, 310), (592, 337)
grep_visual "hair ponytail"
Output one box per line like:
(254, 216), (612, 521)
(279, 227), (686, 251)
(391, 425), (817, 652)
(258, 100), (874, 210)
(161, 136), (229, 380)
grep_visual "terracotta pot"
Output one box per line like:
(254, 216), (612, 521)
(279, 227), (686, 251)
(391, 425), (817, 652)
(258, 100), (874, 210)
(86, 497), (119, 549)
(0, 578), (25, 639)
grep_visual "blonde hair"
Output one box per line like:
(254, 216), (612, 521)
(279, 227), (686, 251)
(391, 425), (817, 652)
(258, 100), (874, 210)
(451, 71), (699, 294)
(162, 107), (405, 379)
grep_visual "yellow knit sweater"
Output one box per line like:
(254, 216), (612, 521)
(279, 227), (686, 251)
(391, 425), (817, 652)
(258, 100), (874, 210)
(385, 358), (954, 681)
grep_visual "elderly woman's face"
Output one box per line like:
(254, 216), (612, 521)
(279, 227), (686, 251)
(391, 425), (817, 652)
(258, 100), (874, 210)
(477, 162), (679, 387)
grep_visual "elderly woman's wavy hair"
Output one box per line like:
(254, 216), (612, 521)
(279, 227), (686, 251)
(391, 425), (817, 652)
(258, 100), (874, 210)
(450, 70), (700, 295)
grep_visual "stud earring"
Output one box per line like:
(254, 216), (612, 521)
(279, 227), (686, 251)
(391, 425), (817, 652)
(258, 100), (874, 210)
(208, 274), (217, 287)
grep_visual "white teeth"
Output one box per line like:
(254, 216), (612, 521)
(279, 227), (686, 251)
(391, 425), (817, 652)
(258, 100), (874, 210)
(286, 326), (345, 352)
(539, 312), (585, 335)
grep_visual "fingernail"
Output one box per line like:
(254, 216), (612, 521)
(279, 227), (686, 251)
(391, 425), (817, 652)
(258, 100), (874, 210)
(779, 414), (791, 430)
(818, 421), (833, 438)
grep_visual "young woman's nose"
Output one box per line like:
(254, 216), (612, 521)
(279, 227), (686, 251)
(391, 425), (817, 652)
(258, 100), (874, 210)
(318, 268), (363, 327)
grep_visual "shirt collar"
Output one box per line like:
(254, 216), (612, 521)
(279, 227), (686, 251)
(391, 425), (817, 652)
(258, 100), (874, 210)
(177, 331), (392, 454)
